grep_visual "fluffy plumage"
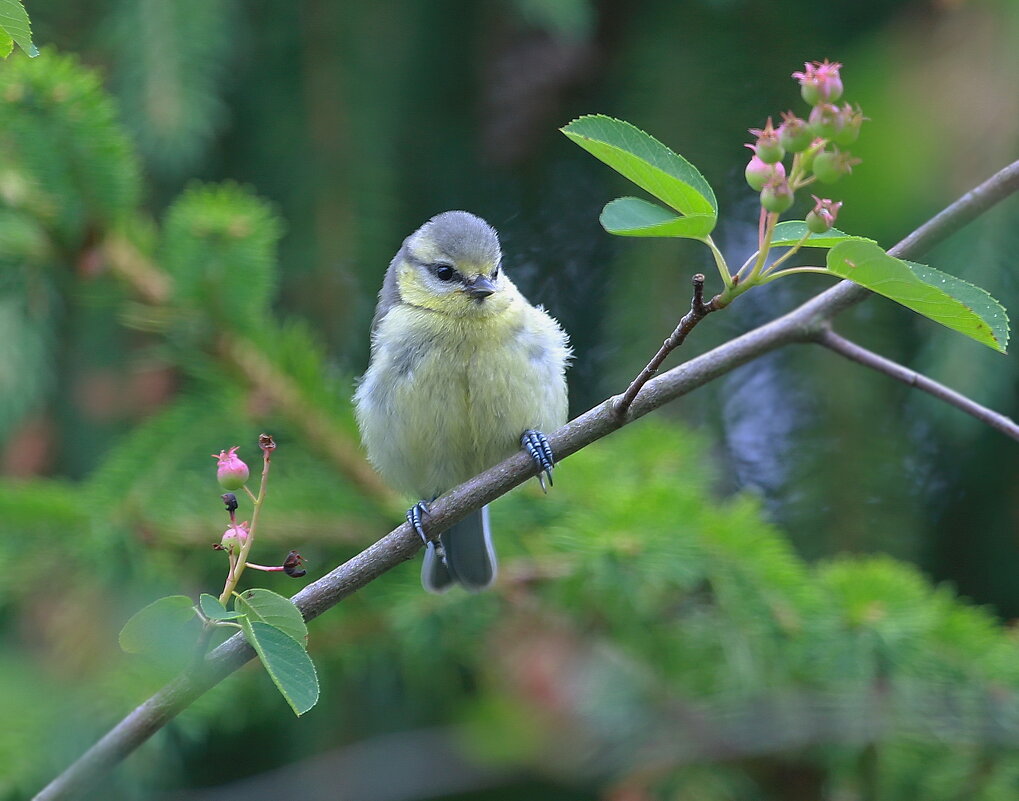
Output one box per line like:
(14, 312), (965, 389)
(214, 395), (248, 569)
(354, 211), (570, 591)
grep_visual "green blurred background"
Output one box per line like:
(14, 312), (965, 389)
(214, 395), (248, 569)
(4, 0), (1019, 799)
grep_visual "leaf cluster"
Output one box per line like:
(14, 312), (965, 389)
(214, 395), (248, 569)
(562, 114), (1009, 353)
(120, 589), (318, 716)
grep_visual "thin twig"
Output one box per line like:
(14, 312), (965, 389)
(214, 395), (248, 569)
(33, 160), (1019, 801)
(815, 328), (1019, 442)
(614, 274), (720, 421)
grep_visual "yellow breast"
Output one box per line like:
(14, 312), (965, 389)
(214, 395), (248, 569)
(354, 283), (569, 499)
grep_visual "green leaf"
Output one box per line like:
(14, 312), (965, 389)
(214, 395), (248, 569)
(907, 261), (1010, 351)
(770, 221), (874, 249)
(0, 29), (13, 59)
(119, 595), (196, 655)
(826, 241), (1009, 353)
(599, 197), (716, 239)
(199, 593), (243, 621)
(241, 619), (319, 716)
(0, 0), (38, 57)
(234, 588), (308, 645)
(561, 115), (717, 228)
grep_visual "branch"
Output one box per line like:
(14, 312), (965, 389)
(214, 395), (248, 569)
(33, 160), (1019, 801)
(815, 328), (1019, 443)
(613, 273), (721, 421)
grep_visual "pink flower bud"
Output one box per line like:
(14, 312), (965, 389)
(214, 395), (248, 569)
(833, 103), (867, 146)
(221, 522), (250, 552)
(778, 111), (812, 153)
(808, 103), (843, 140)
(812, 148), (861, 184)
(744, 155), (785, 192)
(760, 176), (794, 214)
(792, 59), (844, 105)
(213, 446), (249, 490)
(806, 195), (843, 233)
(747, 117), (785, 164)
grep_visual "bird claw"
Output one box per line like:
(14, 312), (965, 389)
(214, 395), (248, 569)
(521, 429), (555, 493)
(408, 501), (449, 566)
(407, 501), (430, 545)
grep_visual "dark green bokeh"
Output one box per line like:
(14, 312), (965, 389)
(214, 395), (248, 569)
(4, 1), (1019, 799)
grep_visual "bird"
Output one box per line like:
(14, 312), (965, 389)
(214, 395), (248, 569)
(354, 210), (570, 592)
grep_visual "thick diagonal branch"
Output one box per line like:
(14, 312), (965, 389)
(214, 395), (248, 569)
(33, 160), (1019, 801)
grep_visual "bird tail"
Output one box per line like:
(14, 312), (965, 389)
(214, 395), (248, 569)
(421, 505), (496, 593)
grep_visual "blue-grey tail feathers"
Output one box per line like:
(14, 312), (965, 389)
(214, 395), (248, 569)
(421, 506), (495, 593)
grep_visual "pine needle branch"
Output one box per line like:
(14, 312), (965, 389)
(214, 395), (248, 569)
(102, 235), (397, 511)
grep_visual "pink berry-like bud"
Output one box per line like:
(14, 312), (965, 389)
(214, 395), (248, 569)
(760, 177), (794, 214)
(745, 155), (785, 192)
(805, 195), (843, 233)
(747, 118), (785, 164)
(808, 104), (843, 140)
(221, 522), (250, 551)
(792, 59), (844, 106)
(778, 112), (812, 153)
(833, 103), (866, 146)
(812, 148), (861, 184)
(213, 446), (249, 490)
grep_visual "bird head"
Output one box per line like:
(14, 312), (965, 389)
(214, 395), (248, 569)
(395, 211), (510, 318)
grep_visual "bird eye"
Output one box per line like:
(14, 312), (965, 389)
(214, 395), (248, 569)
(434, 264), (455, 282)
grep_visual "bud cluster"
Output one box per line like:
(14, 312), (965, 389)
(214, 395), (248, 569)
(210, 438), (308, 584)
(744, 59), (865, 231)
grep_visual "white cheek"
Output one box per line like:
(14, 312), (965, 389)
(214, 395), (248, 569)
(422, 273), (460, 296)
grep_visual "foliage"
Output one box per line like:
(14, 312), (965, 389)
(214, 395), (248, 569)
(103, 0), (236, 179)
(563, 112), (1010, 353)
(0, 0), (37, 59)
(161, 181), (282, 333)
(1, 13), (1018, 801)
(0, 49), (140, 244)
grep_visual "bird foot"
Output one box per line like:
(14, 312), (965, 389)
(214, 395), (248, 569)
(407, 501), (449, 565)
(407, 501), (431, 545)
(521, 429), (555, 493)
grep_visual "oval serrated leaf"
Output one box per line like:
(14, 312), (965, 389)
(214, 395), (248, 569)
(561, 115), (717, 227)
(235, 588), (308, 645)
(199, 592), (243, 621)
(827, 240), (1008, 353)
(600, 197), (716, 239)
(119, 595), (196, 655)
(771, 221), (874, 249)
(906, 261), (1010, 351)
(242, 620), (319, 716)
(0, 0), (38, 57)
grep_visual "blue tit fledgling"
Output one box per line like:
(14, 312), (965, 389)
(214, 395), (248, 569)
(354, 211), (570, 592)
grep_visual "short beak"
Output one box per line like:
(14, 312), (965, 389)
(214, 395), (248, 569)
(465, 275), (497, 299)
